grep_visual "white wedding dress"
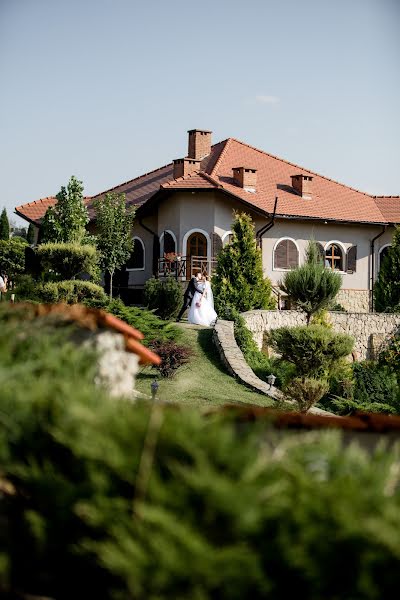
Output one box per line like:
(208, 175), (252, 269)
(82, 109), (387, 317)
(188, 281), (217, 326)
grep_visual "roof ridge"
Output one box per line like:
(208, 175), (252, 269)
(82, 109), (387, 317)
(209, 138), (232, 178)
(90, 162), (173, 199)
(374, 195), (400, 199)
(229, 138), (376, 199)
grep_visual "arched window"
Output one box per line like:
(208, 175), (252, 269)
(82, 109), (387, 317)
(325, 243), (344, 271)
(315, 242), (325, 263)
(346, 245), (357, 273)
(273, 238), (299, 270)
(379, 244), (391, 269)
(126, 237), (145, 270)
(160, 230), (177, 256)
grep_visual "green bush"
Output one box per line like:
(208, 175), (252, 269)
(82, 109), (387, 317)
(379, 331), (400, 373)
(9, 274), (41, 302)
(268, 325), (354, 379)
(285, 376), (330, 413)
(38, 280), (107, 304)
(374, 227), (400, 312)
(2, 307), (400, 599)
(0, 238), (27, 279)
(87, 298), (181, 345)
(144, 276), (182, 320)
(37, 242), (100, 281)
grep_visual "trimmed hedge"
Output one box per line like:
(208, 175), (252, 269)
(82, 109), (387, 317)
(38, 280), (107, 304)
(36, 242), (100, 281)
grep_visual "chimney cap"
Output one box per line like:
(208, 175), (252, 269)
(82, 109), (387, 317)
(187, 128), (212, 134)
(233, 166), (257, 173)
(173, 157), (201, 164)
(291, 173), (313, 180)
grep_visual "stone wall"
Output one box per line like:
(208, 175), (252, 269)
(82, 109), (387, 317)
(336, 290), (370, 313)
(242, 310), (400, 361)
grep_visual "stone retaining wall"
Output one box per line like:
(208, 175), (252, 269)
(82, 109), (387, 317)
(242, 310), (400, 361)
(336, 290), (370, 313)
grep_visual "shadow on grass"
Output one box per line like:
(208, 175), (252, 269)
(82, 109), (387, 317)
(196, 328), (233, 376)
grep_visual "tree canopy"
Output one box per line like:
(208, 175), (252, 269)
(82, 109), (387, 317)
(93, 192), (135, 299)
(41, 176), (89, 244)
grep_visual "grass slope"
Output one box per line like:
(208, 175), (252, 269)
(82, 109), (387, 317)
(135, 324), (275, 408)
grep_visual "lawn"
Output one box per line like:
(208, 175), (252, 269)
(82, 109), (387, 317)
(135, 324), (276, 408)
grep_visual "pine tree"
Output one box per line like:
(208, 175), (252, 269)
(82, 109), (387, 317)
(41, 176), (89, 243)
(0, 208), (10, 240)
(280, 240), (342, 324)
(213, 212), (275, 313)
(27, 222), (35, 245)
(375, 227), (400, 312)
(94, 192), (135, 300)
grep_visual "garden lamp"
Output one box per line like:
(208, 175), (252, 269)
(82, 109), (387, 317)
(267, 374), (276, 389)
(151, 379), (159, 401)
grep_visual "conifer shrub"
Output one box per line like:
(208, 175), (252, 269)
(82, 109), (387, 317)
(280, 240), (342, 324)
(144, 276), (182, 320)
(0, 238), (27, 279)
(83, 297), (181, 345)
(37, 242), (100, 281)
(38, 280), (107, 304)
(213, 212), (275, 313)
(1, 305), (400, 600)
(374, 227), (400, 312)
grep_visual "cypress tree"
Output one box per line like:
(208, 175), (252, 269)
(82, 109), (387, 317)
(375, 227), (400, 312)
(27, 222), (35, 245)
(0, 208), (10, 240)
(213, 212), (275, 313)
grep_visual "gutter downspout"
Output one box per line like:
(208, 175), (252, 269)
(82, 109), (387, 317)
(370, 225), (386, 312)
(139, 218), (159, 277)
(256, 196), (278, 246)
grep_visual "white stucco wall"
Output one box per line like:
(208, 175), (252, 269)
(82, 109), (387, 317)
(261, 220), (395, 293)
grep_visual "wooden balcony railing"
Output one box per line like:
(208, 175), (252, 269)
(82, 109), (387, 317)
(158, 256), (217, 280)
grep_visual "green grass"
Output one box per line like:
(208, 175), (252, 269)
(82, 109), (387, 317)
(135, 324), (276, 408)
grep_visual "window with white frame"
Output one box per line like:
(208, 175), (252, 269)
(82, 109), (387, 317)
(273, 238), (299, 270)
(324, 243), (344, 271)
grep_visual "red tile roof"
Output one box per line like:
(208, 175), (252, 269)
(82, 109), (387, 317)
(15, 136), (400, 225)
(373, 196), (400, 223)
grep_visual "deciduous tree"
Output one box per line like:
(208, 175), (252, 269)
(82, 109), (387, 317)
(93, 193), (135, 300)
(41, 176), (89, 243)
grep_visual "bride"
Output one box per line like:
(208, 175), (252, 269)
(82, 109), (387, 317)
(188, 274), (217, 327)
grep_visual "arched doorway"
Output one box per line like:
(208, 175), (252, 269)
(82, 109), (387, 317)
(186, 231), (207, 278)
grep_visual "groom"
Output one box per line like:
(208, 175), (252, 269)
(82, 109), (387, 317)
(176, 271), (203, 322)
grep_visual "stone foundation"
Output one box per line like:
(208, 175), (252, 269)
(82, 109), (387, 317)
(242, 310), (400, 361)
(336, 290), (370, 313)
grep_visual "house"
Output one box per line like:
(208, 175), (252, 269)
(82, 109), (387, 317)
(16, 129), (400, 312)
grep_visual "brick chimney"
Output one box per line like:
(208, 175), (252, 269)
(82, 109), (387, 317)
(173, 157), (201, 179)
(291, 174), (313, 199)
(233, 167), (257, 192)
(187, 129), (212, 160)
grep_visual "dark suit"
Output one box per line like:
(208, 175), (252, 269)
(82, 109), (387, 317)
(176, 277), (203, 321)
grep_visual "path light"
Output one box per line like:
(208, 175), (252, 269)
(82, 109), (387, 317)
(267, 374), (276, 389)
(151, 380), (159, 401)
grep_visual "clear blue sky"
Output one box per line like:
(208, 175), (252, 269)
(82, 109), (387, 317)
(1, 0), (399, 226)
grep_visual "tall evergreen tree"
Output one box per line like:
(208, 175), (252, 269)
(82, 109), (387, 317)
(375, 227), (400, 312)
(93, 192), (135, 300)
(41, 176), (89, 243)
(0, 208), (10, 240)
(280, 240), (342, 324)
(27, 222), (36, 245)
(213, 212), (275, 313)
